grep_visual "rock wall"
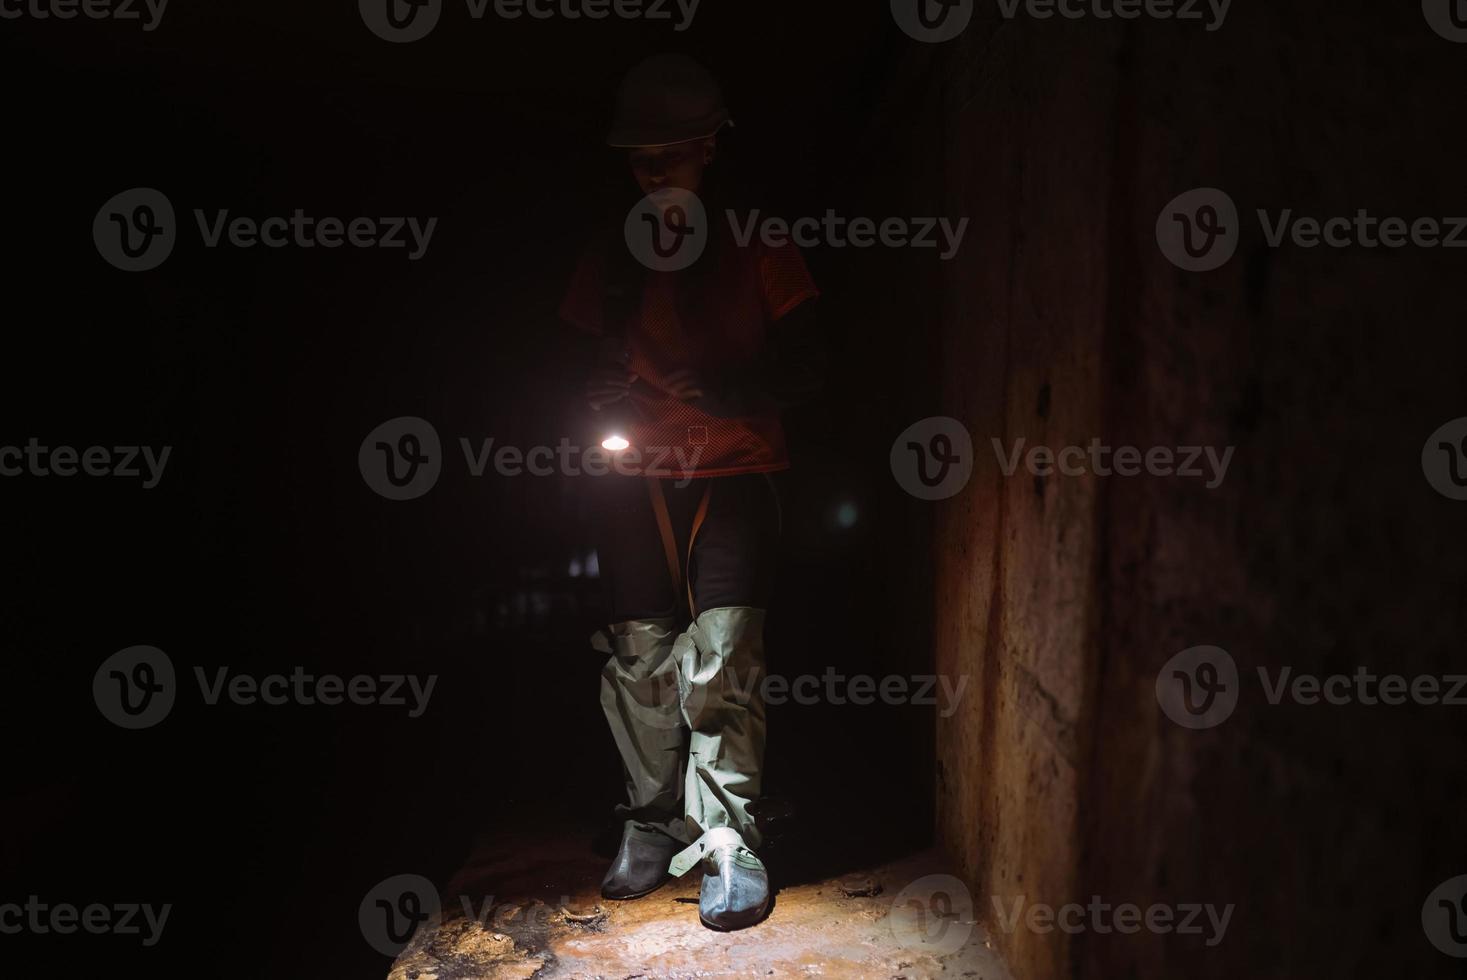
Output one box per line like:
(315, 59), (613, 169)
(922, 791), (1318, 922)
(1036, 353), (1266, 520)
(888, 7), (1467, 978)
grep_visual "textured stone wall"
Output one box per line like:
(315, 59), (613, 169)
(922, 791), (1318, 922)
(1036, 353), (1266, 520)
(902, 7), (1467, 979)
(925, 19), (1120, 980)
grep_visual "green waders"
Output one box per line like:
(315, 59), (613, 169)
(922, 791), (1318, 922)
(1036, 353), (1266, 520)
(597, 480), (771, 926)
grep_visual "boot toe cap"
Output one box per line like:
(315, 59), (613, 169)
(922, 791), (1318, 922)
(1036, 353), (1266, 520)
(698, 848), (770, 930)
(602, 825), (680, 900)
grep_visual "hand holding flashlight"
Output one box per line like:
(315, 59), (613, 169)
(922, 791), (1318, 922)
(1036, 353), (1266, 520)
(586, 364), (638, 412)
(585, 340), (638, 412)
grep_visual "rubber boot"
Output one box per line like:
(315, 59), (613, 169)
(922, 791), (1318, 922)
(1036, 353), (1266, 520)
(601, 821), (681, 900)
(667, 825), (771, 930)
(667, 607), (770, 929)
(598, 618), (689, 898)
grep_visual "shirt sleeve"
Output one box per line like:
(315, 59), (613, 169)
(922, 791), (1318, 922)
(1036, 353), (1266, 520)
(558, 248), (606, 336)
(759, 241), (820, 323)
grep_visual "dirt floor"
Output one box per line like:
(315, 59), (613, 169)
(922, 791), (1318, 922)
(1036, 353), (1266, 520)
(387, 826), (1013, 979)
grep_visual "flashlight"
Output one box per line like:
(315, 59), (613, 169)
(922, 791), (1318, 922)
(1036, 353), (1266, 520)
(598, 390), (641, 452)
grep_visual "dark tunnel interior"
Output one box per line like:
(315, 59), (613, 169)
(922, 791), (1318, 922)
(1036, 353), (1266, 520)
(3, 2), (1466, 978)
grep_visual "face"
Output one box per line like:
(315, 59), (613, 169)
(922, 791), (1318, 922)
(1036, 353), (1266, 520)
(628, 137), (716, 195)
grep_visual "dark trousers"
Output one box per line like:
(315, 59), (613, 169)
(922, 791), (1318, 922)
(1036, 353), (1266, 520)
(592, 473), (781, 622)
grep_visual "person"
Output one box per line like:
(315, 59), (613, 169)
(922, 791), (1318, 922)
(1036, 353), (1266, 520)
(559, 53), (823, 931)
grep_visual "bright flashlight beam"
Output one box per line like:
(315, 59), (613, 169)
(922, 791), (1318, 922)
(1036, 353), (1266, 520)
(602, 435), (630, 452)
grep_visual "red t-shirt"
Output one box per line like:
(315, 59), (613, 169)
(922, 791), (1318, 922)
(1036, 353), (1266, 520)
(560, 235), (819, 479)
